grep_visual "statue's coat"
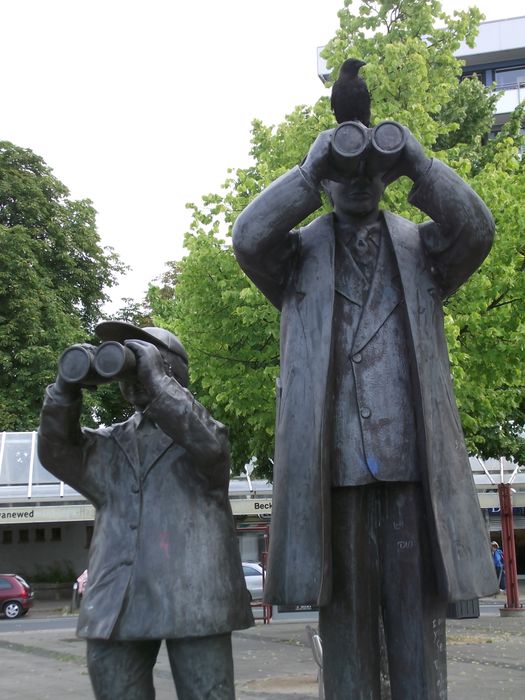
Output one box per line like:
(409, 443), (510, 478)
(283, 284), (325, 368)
(38, 378), (254, 639)
(233, 160), (497, 606)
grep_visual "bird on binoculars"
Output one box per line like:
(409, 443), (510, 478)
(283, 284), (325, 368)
(331, 58), (371, 127)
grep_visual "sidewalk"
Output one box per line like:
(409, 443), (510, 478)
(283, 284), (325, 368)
(1, 597), (524, 699)
(27, 587), (522, 617)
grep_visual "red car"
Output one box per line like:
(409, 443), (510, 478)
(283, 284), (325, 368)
(0, 574), (34, 618)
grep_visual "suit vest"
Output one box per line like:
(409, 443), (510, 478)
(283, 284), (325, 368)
(330, 224), (419, 486)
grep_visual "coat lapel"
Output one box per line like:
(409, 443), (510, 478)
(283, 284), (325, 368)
(385, 210), (434, 332)
(112, 416), (174, 481)
(140, 426), (174, 480)
(112, 418), (140, 476)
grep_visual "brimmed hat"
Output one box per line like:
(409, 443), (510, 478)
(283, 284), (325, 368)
(95, 321), (188, 366)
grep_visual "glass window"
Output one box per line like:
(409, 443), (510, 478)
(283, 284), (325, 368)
(462, 71), (484, 84)
(2, 530), (13, 544)
(19, 529), (29, 544)
(32, 456), (61, 485)
(243, 565), (260, 577)
(495, 67), (525, 90)
(0, 433), (32, 485)
(35, 528), (46, 543)
(51, 527), (62, 542)
(0, 578), (13, 589)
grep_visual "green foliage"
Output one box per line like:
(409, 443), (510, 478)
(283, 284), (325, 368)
(0, 141), (124, 430)
(444, 110), (525, 462)
(150, 0), (525, 474)
(148, 241), (281, 475)
(25, 560), (78, 583)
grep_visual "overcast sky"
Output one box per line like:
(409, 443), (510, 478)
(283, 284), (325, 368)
(2, 0), (523, 312)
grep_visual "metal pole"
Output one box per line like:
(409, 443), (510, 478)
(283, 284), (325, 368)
(497, 483), (523, 613)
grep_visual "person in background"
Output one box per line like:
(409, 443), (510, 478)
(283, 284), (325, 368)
(491, 541), (505, 591)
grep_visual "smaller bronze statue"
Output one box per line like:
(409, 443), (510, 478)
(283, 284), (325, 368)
(38, 322), (253, 700)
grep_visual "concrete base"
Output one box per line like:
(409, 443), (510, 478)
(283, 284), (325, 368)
(499, 606), (525, 617)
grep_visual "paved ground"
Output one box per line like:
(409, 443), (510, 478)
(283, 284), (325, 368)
(0, 596), (523, 699)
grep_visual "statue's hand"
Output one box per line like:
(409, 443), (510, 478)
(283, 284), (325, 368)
(124, 340), (166, 395)
(300, 128), (342, 187)
(381, 127), (432, 186)
(53, 374), (82, 400)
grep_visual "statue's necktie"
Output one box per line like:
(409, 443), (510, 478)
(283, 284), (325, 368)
(348, 223), (380, 283)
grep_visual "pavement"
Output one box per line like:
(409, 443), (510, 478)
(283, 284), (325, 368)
(0, 595), (524, 699)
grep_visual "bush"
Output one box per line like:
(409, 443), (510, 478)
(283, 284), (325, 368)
(24, 561), (77, 583)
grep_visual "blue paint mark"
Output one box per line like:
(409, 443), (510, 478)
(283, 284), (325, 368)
(367, 457), (379, 476)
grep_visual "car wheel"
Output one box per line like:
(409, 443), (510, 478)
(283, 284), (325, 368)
(3, 601), (23, 619)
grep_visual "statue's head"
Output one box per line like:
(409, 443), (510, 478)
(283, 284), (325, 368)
(323, 165), (386, 219)
(95, 322), (189, 408)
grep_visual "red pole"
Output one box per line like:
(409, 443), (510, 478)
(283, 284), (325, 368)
(497, 483), (523, 611)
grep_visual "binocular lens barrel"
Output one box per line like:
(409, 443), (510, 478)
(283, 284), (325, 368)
(370, 121), (406, 154)
(58, 341), (137, 386)
(331, 121), (369, 171)
(58, 345), (96, 384)
(330, 120), (406, 176)
(93, 341), (136, 379)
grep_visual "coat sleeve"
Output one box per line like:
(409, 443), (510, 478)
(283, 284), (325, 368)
(37, 386), (107, 505)
(409, 158), (495, 297)
(232, 166), (323, 309)
(146, 377), (231, 485)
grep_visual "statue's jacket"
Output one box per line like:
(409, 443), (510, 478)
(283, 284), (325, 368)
(233, 160), (498, 606)
(38, 377), (254, 639)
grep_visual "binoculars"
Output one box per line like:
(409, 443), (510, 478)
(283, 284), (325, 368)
(58, 341), (137, 387)
(330, 120), (406, 177)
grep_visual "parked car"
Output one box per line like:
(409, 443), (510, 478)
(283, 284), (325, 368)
(0, 574), (34, 618)
(242, 562), (264, 601)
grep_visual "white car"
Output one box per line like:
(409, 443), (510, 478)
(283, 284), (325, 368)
(242, 562), (264, 601)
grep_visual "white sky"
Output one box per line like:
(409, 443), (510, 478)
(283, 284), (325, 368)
(2, 0), (523, 311)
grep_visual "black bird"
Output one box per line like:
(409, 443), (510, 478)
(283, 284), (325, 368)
(330, 58), (371, 126)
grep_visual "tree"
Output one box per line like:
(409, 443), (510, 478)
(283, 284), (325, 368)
(149, 0), (525, 476)
(0, 141), (124, 430)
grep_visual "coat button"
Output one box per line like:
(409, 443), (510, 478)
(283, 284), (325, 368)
(360, 407), (371, 418)
(129, 523), (138, 530)
(352, 352), (362, 363)
(131, 485), (140, 494)
(122, 559), (133, 566)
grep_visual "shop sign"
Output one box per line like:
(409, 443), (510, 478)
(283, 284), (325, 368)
(0, 504), (95, 523)
(230, 499), (272, 516)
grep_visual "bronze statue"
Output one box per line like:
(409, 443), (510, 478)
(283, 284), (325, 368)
(38, 322), (253, 700)
(232, 118), (498, 698)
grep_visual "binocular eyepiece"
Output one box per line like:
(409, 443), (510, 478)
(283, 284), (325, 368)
(58, 341), (137, 387)
(330, 120), (406, 177)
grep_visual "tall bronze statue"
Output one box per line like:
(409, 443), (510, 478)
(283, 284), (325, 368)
(232, 101), (498, 695)
(38, 322), (253, 700)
